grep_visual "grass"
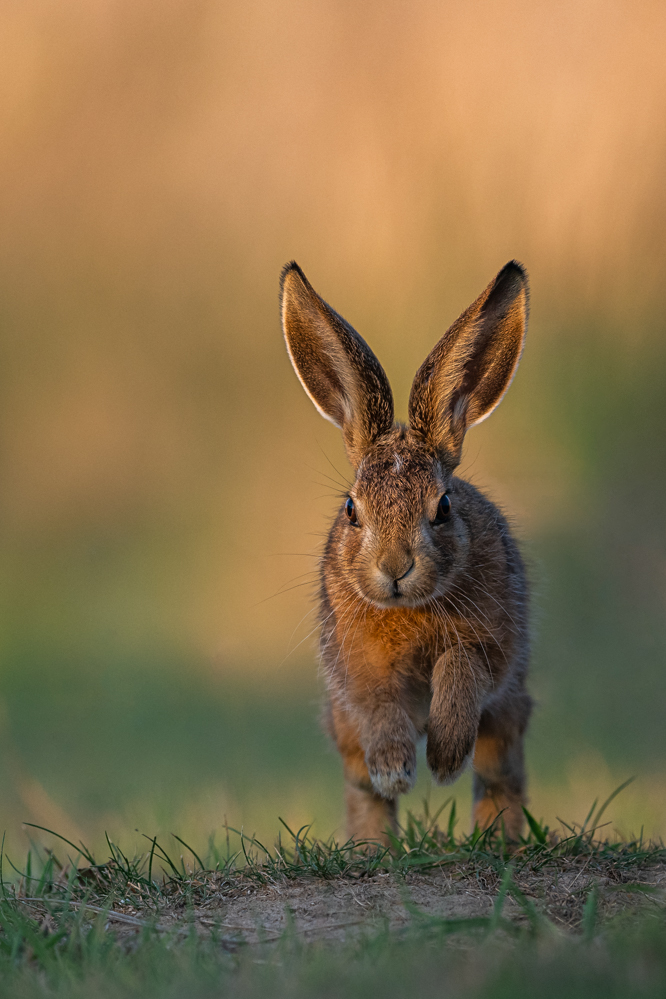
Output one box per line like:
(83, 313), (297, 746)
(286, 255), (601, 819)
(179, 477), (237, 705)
(0, 795), (663, 998)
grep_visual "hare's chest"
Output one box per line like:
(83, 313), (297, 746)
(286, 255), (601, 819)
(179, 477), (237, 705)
(357, 617), (438, 680)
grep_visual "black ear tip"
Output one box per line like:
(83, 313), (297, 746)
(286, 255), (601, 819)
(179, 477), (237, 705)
(494, 260), (528, 300)
(280, 260), (308, 294)
(501, 259), (526, 280)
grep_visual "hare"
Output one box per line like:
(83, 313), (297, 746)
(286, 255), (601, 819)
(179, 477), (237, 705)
(280, 261), (531, 844)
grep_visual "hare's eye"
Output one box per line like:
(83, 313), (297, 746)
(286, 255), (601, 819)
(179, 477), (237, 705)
(345, 497), (359, 525)
(434, 493), (451, 524)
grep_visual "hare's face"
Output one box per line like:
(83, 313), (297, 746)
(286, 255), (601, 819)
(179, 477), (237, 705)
(341, 432), (467, 609)
(281, 259), (527, 609)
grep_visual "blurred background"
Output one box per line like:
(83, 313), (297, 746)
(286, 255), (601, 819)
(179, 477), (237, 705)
(0, 0), (665, 859)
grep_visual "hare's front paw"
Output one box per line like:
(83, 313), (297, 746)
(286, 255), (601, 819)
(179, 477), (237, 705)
(366, 739), (417, 799)
(426, 723), (476, 786)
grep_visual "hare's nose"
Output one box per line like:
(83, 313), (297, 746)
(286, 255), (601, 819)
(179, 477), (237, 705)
(379, 556), (415, 584)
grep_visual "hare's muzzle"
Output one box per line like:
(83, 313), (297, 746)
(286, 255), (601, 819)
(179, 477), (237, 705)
(378, 555), (415, 594)
(370, 551), (420, 602)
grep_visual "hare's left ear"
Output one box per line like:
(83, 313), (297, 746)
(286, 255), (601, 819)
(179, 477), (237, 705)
(280, 262), (394, 469)
(408, 261), (528, 464)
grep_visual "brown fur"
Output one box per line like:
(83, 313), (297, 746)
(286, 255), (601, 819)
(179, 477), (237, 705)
(280, 261), (532, 844)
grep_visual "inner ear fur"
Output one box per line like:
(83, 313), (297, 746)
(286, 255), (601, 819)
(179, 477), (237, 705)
(408, 261), (528, 462)
(280, 262), (394, 468)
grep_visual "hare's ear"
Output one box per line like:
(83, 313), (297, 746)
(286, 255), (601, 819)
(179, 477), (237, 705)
(280, 262), (394, 468)
(408, 261), (528, 464)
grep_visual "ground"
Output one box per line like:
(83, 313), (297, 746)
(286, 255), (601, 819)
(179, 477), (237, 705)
(3, 813), (666, 997)
(13, 822), (666, 945)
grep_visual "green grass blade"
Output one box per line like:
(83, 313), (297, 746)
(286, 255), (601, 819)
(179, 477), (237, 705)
(581, 799), (598, 834)
(592, 777), (636, 829)
(582, 885), (597, 942)
(490, 866), (513, 930)
(522, 807), (548, 845)
(447, 800), (457, 841)
(22, 823), (95, 865)
(170, 835), (205, 872)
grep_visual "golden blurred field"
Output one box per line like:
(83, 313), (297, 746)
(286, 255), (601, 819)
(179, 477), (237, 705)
(0, 0), (665, 854)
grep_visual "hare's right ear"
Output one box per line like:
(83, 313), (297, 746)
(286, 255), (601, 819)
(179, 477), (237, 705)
(280, 263), (394, 469)
(408, 261), (528, 466)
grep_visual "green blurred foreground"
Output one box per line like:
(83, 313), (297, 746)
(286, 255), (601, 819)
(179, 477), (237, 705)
(1, 915), (665, 999)
(0, 812), (664, 999)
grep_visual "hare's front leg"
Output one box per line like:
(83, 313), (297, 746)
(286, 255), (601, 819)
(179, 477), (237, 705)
(363, 698), (418, 799)
(327, 699), (415, 845)
(426, 650), (488, 786)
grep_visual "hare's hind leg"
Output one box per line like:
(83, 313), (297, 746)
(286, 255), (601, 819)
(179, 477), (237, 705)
(325, 700), (398, 846)
(472, 689), (532, 841)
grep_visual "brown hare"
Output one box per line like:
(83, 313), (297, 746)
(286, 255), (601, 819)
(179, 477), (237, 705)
(280, 261), (531, 845)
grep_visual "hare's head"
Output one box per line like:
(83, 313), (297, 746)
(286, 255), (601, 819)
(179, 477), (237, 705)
(280, 262), (528, 609)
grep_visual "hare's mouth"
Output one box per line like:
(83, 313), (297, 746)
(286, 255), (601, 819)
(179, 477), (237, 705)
(371, 594), (432, 610)
(370, 595), (440, 614)
(360, 582), (438, 611)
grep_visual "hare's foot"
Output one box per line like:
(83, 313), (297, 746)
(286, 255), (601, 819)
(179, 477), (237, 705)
(366, 738), (416, 798)
(345, 785), (397, 846)
(473, 791), (523, 841)
(426, 720), (476, 786)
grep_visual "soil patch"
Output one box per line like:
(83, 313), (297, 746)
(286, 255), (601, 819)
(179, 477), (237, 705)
(23, 856), (663, 949)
